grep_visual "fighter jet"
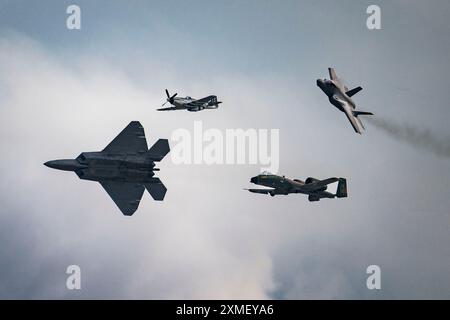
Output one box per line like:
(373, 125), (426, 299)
(44, 121), (170, 216)
(246, 172), (347, 201)
(317, 68), (373, 134)
(157, 89), (222, 112)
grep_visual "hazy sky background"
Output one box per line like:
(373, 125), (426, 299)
(0, 0), (449, 299)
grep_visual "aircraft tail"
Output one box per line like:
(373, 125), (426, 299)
(145, 178), (167, 201)
(352, 111), (373, 131)
(336, 178), (347, 198)
(352, 111), (373, 117)
(147, 139), (170, 161)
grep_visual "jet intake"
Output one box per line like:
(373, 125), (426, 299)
(305, 177), (319, 184)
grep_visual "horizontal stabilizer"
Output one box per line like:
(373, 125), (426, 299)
(147, 139), (170, 161)
(352, 111), (373, 117)
(346, 86), (363, 97)
(146, 180), (167, 201)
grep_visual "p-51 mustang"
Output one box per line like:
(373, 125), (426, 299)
(246, 172), (347, 202)
(157, 89), (222, 112)
(317, 68), (373, 134)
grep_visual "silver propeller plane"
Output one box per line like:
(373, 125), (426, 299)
(157, 89), (222, 112)
(317, 68), (373, 134)
(246, 172), (347, 201)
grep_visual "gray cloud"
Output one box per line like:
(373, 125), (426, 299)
(1, 0), (450, 300)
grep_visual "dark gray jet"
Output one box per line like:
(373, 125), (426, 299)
(157, 89), (222, 112)
(246, 172), (347, 201)
(44, 121), (170, 216)
(317, 68), (373, 134)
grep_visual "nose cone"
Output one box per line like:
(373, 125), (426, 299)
(316, 79), (323, 87)
(44, 160), (58, 169)
(250, 176), (259, 184)
(44, 159), (84, 171)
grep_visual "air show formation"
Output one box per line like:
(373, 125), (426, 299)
(45, 68), (369, 215)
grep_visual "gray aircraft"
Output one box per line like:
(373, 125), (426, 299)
(246, 172), (347, 201)
(157, 89), (222, 112)
(317, 68), (373, 134)
(44, 121), (170, 216)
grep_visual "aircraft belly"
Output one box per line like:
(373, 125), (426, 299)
(330, 97), (345, 112)
(76, 166), (155, 183)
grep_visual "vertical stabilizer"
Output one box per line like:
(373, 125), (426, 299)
(336, 178), (347, 198)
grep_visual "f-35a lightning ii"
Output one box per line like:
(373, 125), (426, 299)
(44, 121), (170, 216)
(157, 89), (222, 112)
(317, 68), (373, 134)
(246, 172), (347, 201)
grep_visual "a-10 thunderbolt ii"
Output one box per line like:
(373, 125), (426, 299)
(317, 68), (373, 134)
(44, 121), (170, 216)
(157, 89), (222, 112)
(246, 172), (347, 201)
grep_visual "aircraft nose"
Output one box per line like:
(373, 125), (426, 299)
(44, 160), (58, 169)
(250, 176), (258, 184)
(44, 159), (83, 171)
(316, 79), (322, 86)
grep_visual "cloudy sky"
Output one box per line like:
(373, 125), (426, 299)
(0, 0), (449, 299)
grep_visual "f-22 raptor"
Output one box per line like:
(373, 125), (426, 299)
(44, 121), (170, 216)
(157, 89), (222, 112)
(247, 172), (347, 202)
(317, 68), (373, 134)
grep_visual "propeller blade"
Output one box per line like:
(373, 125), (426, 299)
(170, 93), (178, 100)
(162, 101), (168, 106)
(165, 89), (170, 98)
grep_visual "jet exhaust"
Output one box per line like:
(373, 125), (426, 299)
(366, 117), (450, 159)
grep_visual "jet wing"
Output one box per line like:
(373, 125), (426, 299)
(103, 121), (148, 154)
(100, 181), (145, 216)
(300, 177), (339, 192)
(328, 68), (338, 80)
(343, 107), (363, 134)
(334, 97), (362, 134)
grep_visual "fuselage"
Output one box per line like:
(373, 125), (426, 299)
(173, 95), (220, 111)
(44, 152), (158, 183)
(316, 79), (355, 112)
(250, 173), (326, 195)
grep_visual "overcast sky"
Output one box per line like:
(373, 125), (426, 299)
(0, 0), (449, 299)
